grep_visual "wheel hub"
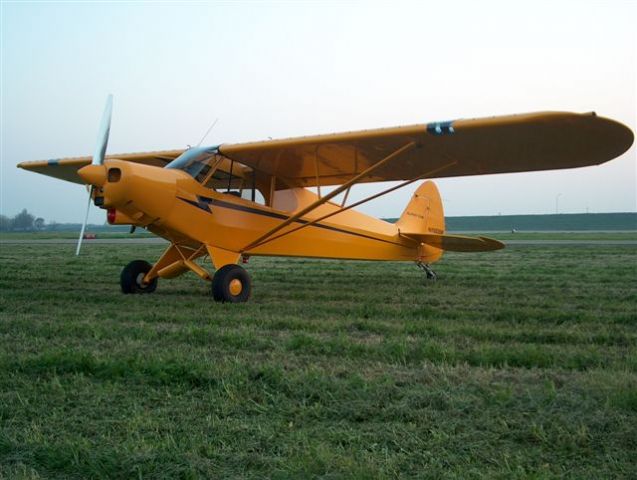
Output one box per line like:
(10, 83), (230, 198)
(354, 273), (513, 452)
(229, 278), (243, 296)
(136, 272), (146, 287)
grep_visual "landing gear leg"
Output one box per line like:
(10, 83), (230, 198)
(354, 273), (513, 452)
(416, 261), (437, 282)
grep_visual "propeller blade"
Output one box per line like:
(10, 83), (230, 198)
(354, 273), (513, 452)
(76, 186), (93, 256)
(76, 95), (113, 256)
(92, 94), (113, 166)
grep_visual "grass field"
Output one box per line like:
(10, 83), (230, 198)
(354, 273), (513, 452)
(1, 241), (636, 478)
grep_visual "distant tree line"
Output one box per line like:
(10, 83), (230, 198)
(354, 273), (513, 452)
(0, 209), (46, 232)
(0, 210), (124, 233)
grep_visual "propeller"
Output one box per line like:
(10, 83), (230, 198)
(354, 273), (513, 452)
(76, 94), (113, 256)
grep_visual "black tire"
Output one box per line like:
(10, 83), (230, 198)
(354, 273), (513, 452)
(120, 260), (158, 294)
(212, 264), (251, 303)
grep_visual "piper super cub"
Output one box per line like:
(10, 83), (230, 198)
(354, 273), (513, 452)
(18, 96), (634, 302)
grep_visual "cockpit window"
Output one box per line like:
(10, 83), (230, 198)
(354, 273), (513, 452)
(165, 145), (219, 182)
(165, 145), (266, 205)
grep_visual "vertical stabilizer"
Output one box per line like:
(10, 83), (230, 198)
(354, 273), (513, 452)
(396, 180), (444, 236)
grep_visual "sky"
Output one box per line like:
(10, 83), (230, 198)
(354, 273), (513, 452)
(1, 0), (635, 224)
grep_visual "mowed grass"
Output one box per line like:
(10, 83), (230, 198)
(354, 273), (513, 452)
(0, 242), (636, 479)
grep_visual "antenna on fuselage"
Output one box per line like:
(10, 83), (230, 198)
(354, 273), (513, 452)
(196, 118), (219, 147)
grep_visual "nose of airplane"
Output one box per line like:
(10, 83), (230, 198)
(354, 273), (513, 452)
(78, 164), (107, 187)
(97, 159), (182, 219)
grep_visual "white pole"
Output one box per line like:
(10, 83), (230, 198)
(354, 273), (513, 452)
(555, 193), (562, 214)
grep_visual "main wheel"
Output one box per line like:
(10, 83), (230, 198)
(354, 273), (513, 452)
(212, 264), (251, 303)
(121, 260), (158, 294)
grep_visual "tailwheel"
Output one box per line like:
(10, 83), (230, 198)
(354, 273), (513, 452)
(212, 264), (251, 303)
(121, 260), (158, 294)
(416, 261), (437, 282)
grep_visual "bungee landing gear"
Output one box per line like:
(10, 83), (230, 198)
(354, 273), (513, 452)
(119, 241), (251, 302)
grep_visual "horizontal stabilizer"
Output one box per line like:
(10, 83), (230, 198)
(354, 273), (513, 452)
(409, 233), (505, 252)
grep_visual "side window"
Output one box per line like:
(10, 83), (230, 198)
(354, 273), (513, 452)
(194, 164), (211, 183)
(241, 188), (265, 205)
(199, 161), (267, 206)
(202, 170), (230, 191)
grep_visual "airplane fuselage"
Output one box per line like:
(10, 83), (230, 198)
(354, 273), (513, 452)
(101, 159), (442, 265)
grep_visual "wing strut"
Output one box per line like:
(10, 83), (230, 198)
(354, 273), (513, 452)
(243, 159), (457, 252)
(240, 141), (416, 252)
(314, 146), (321, 198)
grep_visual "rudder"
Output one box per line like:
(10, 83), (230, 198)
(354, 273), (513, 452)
(396, 180), (444, 236)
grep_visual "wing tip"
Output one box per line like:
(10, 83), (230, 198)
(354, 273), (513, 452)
(17, 160), (44, 170)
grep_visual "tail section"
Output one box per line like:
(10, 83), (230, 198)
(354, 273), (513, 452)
(396, 180), (445, 236)
(398, 180), (504, 254)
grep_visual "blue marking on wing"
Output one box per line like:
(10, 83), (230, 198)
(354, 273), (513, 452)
(426, 121), (455, 136)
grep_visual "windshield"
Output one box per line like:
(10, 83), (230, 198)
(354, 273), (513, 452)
(165, 145), (219, 182)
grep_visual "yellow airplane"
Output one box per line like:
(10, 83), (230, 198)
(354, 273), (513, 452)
(18, 96), (634, 302)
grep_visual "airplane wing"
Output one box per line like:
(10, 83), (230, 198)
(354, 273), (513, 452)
(219, 111), (634, 189)
(17, 149), (185, 184)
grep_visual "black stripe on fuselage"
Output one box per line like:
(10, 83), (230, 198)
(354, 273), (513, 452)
(177, 195), (406, 247)
(180, 197), (212, 212)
